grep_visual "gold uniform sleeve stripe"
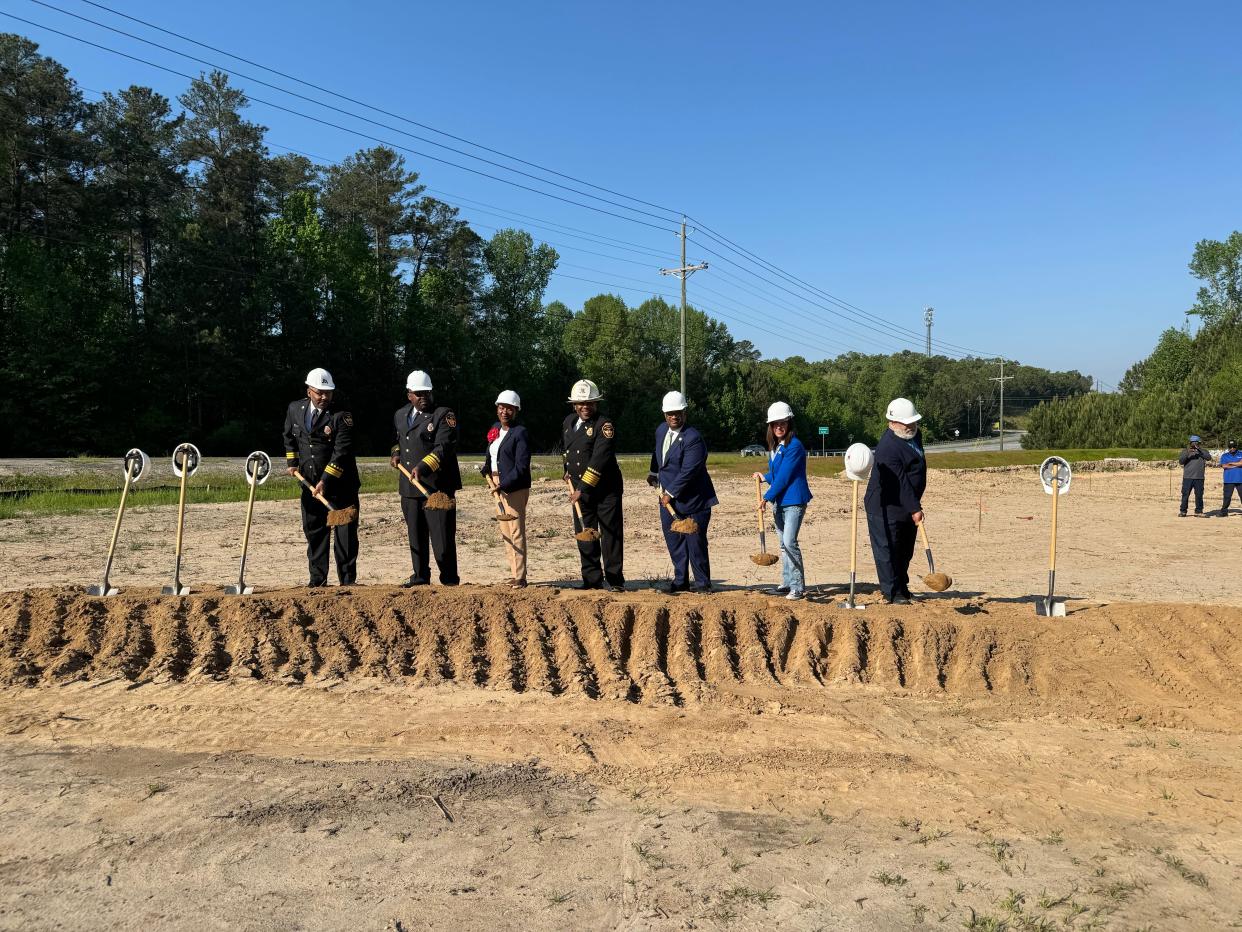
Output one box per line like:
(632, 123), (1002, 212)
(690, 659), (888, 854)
(581, 468), (601, 487)
(421, 453), (441, 470)
(324, 463), (343, 478)
(285, 452), (297, 459)
(390, 444), (399, 455)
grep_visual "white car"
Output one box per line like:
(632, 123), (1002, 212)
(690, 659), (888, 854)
(740, 444), (766, 457)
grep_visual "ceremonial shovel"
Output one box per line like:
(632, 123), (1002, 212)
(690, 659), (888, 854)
(749, 477), (779, 566)
(485, 475), (518, 522)
(224, 451), (271, 595)
(88, 448), (150, 596)
(564, 477), (600, 542)
(162, 442), (200, 596)
(918, 521), (952, 592)
(838, 476), (866, 609)
(393, 461), (454, 511)
(1036, 456), (1071, 617)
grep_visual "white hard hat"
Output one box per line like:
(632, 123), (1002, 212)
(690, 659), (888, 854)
(495, 389), (521, 409)
(406, 370), (433, 392)
(567, 379), (603, 402)
(661, 390), (688, 412)
(305, 367), (335, 391)
(885, 397), (922, 424)
(766, 401), (794, 423)
(844, 442), (874, 481)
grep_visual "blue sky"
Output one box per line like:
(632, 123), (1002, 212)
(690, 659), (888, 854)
(8, 0), (1241, 387)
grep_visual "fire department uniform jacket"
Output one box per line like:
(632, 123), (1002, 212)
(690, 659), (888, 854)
(282, 400), (360, 494)
(393, 404), (462, 498)
(562, 411), (623, 499)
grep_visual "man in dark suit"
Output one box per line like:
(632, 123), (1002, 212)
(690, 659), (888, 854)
(282, 367), (360, 586)
(864, 397), (927, 605)
(648, 390), (718, 593)
(391, 369), (462, 587)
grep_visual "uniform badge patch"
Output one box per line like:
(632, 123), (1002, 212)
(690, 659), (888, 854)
(342, 413), (353, 427)
(446, 412), (457, 428)
(585, 426), (594, 437)
(602, 423), (615, 439)
(426, 423), (435, 432)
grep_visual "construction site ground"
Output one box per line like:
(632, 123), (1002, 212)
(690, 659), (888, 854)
(1, 467), (1239, 930)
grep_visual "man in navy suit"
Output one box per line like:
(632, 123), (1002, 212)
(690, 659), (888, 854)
(864, 397), (927, 605)
(648, 391), (718, 593)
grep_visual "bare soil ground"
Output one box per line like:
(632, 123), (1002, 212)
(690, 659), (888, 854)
(1, 469), (1240, 930)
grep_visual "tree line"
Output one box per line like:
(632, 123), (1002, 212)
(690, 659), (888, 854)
(0, 33), (1091, 458)
(1024, 233), (1242, 448)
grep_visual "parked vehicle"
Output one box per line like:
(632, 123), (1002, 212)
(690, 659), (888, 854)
(740, 444), (766, 457)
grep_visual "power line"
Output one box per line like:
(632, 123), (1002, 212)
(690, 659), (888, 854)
(68, 0), (683, 219)
(25, 0), (682, 230)
(17, 2), (1002, 360)
(0, 10), (680, 234)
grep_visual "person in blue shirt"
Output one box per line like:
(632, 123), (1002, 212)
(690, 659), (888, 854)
(864, 398), (927, 605)
(751, 402), (813, 600)
(648, 391), (718, 593)
(1217, 439), (1242, 517)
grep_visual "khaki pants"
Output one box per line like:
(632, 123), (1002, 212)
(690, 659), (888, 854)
(496, 487), (529, 583)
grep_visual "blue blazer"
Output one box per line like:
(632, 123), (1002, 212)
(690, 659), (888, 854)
(762, 437), (812, 506)
(650, 423), (718, 514)
(482, 423), (531, 493)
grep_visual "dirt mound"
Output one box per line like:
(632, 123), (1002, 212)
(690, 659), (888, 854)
(1, 586), (1239, 722)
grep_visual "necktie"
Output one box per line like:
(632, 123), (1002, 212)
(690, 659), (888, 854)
(662, 430), (675, 464)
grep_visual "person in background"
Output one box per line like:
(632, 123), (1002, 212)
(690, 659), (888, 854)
(648, 390), (717, 593)
(864, 397), (927, 605)
(751, 401), (812, 600)
(1216, 439), (1241, 517)
(1178, 434), (1213, 517)
(481, 390), (531, 586)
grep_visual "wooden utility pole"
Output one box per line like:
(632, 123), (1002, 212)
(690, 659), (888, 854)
(990, 361), (1015, 451)
(659, 218), (708, 396)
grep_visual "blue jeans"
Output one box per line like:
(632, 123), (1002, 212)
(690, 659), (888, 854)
(773, 503), (806, 594)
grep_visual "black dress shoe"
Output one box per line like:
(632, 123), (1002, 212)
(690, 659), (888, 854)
(576, 581), (604, 591)
(692, 586), (712, 595)
(608, 584), (626, 593)
(887, 596), (912, 606)
(661, 582), (690, 594)
(400, 577), (429, 588)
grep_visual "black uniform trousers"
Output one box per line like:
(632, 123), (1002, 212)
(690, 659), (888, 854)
(301, 489), (359, 585)
(577, 489), (624, 588)
(866, 509), (917, 601)
(661, 505), (712, 589)
(401, 496), (459, 585)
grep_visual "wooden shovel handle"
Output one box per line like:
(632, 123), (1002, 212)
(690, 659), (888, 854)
(293, 469), (335, 510)
(754, 476), (766, 534)
(1049, 475), (1060, 572)
(663, 500), (679, 518)
(564, 476), (587, 521)
(173, 446), (191, 557)
(393, 461), (432, 498)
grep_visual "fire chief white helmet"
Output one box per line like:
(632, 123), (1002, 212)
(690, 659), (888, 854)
(661, 390), (688, 412)
(406, 370), (433, 392)
(885, 397), (922, 424)
(305, 367), (335, 391)
(567, 379), (603, 402)
(844, 442), (874, 481)
(766, 401), (794, 423)
(495, 389), (521, 409)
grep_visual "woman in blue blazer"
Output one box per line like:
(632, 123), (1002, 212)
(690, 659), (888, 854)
(751, 401), (812, 599)
(481, 390), (531, 587)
